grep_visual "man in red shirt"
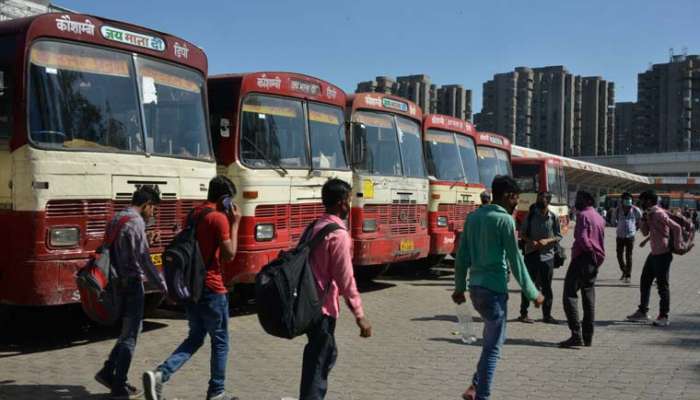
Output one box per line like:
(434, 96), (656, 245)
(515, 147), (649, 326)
(143, 176), (241, 400)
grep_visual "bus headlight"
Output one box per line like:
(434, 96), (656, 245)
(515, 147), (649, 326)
(437, 216), (448, 227)
(255, 224), (275, 241)
(362, 219), (377, 232)
(49, 227), (80, 247)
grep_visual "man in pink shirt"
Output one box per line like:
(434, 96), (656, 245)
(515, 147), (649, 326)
(300, 178), (372, 400)
(627, 190), (682, 327)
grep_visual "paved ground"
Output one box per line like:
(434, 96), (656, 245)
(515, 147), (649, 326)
(1, 227), (699, 400)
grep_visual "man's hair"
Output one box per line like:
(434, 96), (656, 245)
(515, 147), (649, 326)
(491, 175), (520, 201)
(322, 178), (352, 208)
(577, 190), (594, 205)
(132, 185), (161, 206)
(480, 191), (491, 200)
(207, 175), (237, 202)
(621, 192), (632, 200)
(639, 190), (658, 204)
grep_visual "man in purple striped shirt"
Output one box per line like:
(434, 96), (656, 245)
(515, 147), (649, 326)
(560, 190), (606, 348)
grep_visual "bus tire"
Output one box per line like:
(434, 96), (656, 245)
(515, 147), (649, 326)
(354, 264), (389, 281)
(144, 293), (165, 317)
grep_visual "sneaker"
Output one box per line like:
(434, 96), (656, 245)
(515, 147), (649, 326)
(462, 384), (477, 400)
(94, 367), (113, 390)
(558, 336), (583, 348)
(207, 392), (240, 400)
(517, 315), (534, 324)
(110, 383), (143, 400)
(143, 370), (164, 400)
(652, 315), (670, 327)
(624, 277), (631, 284)
(619, 273), (625, 281)
(626, 310), (649, 322)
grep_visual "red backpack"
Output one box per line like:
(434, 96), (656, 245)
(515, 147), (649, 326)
(75, 216), (131, 325)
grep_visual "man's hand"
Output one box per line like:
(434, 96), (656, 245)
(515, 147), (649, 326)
(533, 293), (545, 308)
(356, 317), (372, 338)
(146, 230), (161, 246)
(228, 203), (242, 228)
(452, 291), (466, 305)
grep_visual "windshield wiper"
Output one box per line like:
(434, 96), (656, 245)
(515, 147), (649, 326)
(450, 175), (467, 189)
(241, 136), (288, 176)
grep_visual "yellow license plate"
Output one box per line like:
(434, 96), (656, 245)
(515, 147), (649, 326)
(400, 240), (414, 252)
(151, 253), (163, 269)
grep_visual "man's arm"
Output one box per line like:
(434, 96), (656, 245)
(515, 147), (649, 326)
(135, 227), (167, 293)
(502, 218), (539, 301)
(453, 218), (471, 294)
(329, 231), (371, 338)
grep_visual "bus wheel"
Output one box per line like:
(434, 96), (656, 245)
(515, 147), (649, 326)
(354, 264), (390, 281)
(144, 293), (165, 317)
(425, 255), (447, 269)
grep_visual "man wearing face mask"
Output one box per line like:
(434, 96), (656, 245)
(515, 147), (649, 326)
(518, 191), (563, 324)
(559, 191), (605, 348)
(453, 175), (543, 400)
(615, 193), (642, 284)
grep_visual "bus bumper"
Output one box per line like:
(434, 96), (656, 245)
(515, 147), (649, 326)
(429, 231), (458, 256)
(223, 249), (281, 285)
(353, 233), (430, 266)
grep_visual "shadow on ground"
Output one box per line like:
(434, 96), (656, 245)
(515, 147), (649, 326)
(0, 381), (106, 399)
(429, 336), (560, 348)
(0, 305), (167, 358)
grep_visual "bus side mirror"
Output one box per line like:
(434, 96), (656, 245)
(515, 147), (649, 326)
(219, 118), (230, 138)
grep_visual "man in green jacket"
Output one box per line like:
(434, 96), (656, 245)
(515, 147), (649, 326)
(452, 175), (544, 400)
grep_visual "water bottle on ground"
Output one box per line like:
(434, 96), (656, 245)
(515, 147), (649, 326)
(455, 302), (477, 344)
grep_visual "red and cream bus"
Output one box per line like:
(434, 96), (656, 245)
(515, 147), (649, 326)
(422, 114), (483, 266)
(347, 93), (429, 277)
(475, 132), (513, 189)
(511, 151), (570, 234)
(0, 13), (215, 307)
(208, 72), (351, 284)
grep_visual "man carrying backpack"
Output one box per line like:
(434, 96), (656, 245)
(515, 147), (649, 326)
(615, 192), (642, 284)
(626, 190), (683, 327)
(518, 191), (562, 324)
(143, 176), (241, 400)
(94, 186), (167, 400)
(298, 178), (371, 400)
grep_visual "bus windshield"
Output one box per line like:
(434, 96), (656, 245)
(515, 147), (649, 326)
(547, 165), (566, 204)
(424, 129), (479, 183)
(478, 146), (511, 188)
(240, 95), (308, 168)
(512, 163), (539, 193)
(308, 103), (348, 170)
(28, 40), (211, 160)
(396, 116), (427, 178)
(352, 111), (402, 176)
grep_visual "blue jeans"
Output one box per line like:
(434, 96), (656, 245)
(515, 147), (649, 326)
(158, 288), (229, 397)
(105, 277), (144, 388)
(469, 286), (508, 400)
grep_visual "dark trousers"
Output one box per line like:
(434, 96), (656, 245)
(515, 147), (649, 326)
(638, 252), (673, 316)
(520, 253), (554, 318)
(616, 237), (635, 277)
(300, 315), (338, 400)
(104, 277), (144, 388)
(562, 255), (597, 340)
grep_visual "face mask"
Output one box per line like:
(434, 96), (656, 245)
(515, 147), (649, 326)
(623, 199), (633, 207)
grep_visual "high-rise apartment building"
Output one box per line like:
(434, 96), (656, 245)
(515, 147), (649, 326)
(634, 54), (700, 153)
(580, 77), (615, 156)
(355, 75), (473, 121)
(615, 102), (636, 155)
(0, 0), (68, 20)
(477, 67), (534, 146)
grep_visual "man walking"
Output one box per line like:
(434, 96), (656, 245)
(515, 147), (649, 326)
(626, 190), (682, 327)
(518, 191), (562, 324)
(453, 175), (544, 400)
(143, 176), (241, 400)
(297, 178), (371, 399)
(559, 191), (605, 348)
(95, 186), (167, 399)
(615, 192), (642, 283)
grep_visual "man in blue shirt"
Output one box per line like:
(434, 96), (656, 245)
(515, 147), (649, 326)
(615, 192), (642, 284)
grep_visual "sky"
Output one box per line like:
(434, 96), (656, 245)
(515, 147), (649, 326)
(59, 0), (700, 111)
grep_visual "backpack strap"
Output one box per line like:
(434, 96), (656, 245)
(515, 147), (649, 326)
(188, 207), (218, 268)
(104, 215), (133, 247)
(304, 222), (342, 251)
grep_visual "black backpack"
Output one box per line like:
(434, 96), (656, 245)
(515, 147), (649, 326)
(255, 221), (341, 339)
(163, 208), (215, 304)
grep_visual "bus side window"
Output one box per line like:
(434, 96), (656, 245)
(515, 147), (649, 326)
(0, 69), (10, 140)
